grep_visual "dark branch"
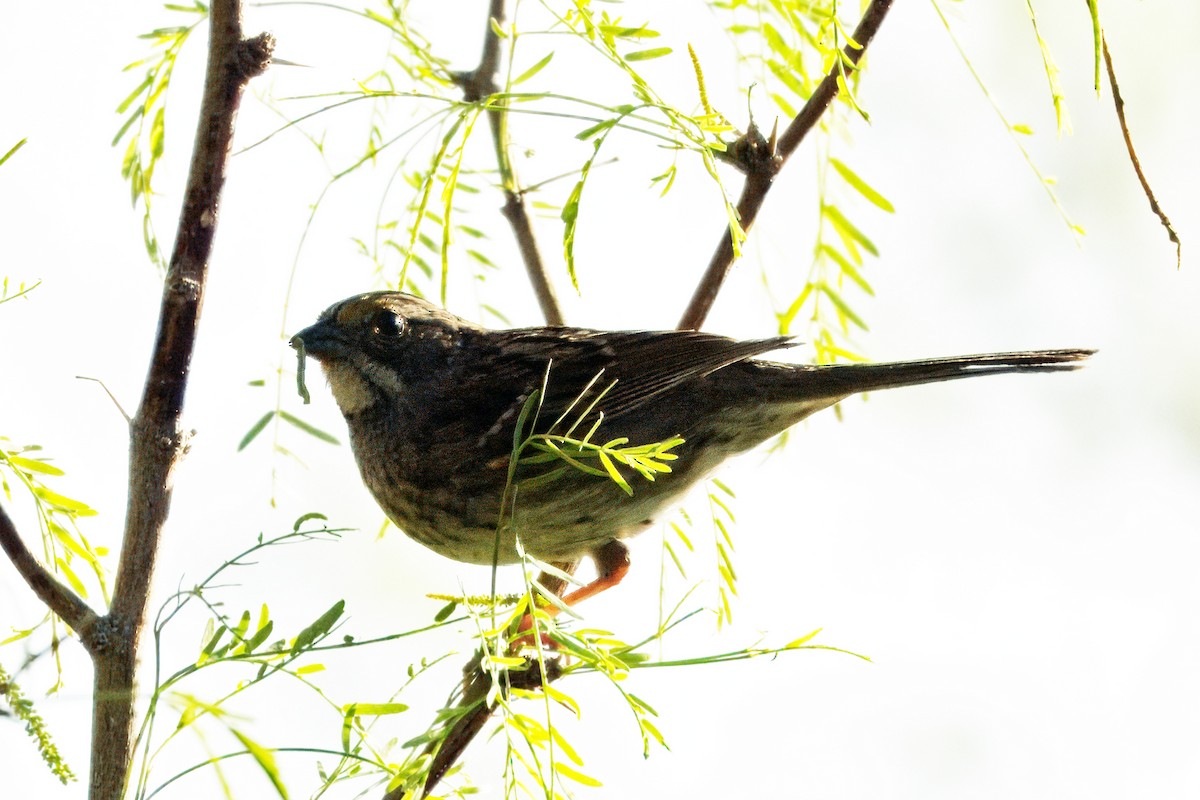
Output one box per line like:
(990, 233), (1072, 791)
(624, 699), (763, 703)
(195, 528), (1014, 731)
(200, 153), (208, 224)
(453, 0), (565, 325)
(677, 0), (894, 331)
(0, 502), (99, 637)
(87, 4), (273, 799)
(1101, 30), (1180, 267)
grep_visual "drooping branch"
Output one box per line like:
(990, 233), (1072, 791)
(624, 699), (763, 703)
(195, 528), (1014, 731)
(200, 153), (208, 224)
(0, 503), (99, 636)
(677, 0), (895, 331)
(86, 4), (273, 799)
(454, 0), (565, 325)
(1099, 29), (1180, 266)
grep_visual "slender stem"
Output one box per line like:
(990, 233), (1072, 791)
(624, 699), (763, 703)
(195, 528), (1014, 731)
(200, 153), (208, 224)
(1099, 30), (1180, 266)
(677, 0), (895, 331)
(87, 5), (273, 799)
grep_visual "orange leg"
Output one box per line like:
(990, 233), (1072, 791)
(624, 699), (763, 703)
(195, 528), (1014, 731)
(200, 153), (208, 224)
(516, 540), (631, 645)
(559, 540), (630, 607)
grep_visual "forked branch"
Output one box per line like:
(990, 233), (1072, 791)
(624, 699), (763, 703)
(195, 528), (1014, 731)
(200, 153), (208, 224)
(678, 0), (895, 331)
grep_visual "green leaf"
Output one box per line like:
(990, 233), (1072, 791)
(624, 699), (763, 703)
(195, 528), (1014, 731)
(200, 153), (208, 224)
(243, 620), (274, 654)
(115, 72), (153, 115)
(292, 511), (327, 532)
(231, 729), (289, 799)
(512, 52), (554, 86)
(574, 119), (616, 141)
(237, 411), (275, 451)
(818, 244), (875, 296)
(149, 107), (166, 159)
(785, 628), (823, 648)
(34, 487), (97, 516)
(6, 455), (65, 476)
(0, 138), (27, 168)
(624, 47), (672, 62)
(343, 702), (409, 717)
(597, 450), (633, 496)
(818, 282), (869, 331)
(277, 411), (340, 445)
(829, 158), (894, 212)
(291, 600), (345, 654)
(822, 204), (879, 257)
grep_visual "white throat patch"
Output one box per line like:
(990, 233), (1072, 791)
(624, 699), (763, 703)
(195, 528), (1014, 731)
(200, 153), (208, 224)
(323, 361), (377, 415)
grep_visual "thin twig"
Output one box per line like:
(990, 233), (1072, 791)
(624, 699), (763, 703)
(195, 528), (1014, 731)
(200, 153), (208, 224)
(86, 4), (274, 798)
(1100, 30), (1180, 267)
(454, 0), (565, 325)
(677, 0), (895, 331)
(0, 503), (99, 635)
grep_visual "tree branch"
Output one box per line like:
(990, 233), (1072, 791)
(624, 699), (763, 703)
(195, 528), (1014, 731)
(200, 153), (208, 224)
(87, 5), (273, 799)
(677, 0), (895, 331)
(0, 502), (99, 636)
(1099, 29), (1180, 266)
(454, 0), (565, 325)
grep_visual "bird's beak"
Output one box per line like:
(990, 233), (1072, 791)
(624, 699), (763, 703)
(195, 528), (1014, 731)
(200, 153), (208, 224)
(289, 320), (337, 361)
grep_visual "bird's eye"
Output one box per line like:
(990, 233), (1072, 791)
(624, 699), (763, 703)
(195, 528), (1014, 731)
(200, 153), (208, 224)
(370, 311), (405, 337)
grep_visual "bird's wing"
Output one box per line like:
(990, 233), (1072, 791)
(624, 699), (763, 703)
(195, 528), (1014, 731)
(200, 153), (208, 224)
(483, 328), (795, 427)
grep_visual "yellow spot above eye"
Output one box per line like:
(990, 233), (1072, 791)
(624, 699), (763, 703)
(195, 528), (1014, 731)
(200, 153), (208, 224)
(334, 298), (384, 326)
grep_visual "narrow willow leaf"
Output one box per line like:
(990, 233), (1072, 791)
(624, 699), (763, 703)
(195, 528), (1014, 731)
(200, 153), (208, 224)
(54, 557), (87, 596)
(344, 702), (409, 717)
(823, 205), (879, 257)
(115, 73), (153, 115)
(574, 119), (616, 141)
(0, 138), (27, 168)
(641, 717), (668, 750)
(549, 725), (585, 766)
(34, 487), (97, 516)
(785, 628), (823, 648)
(231, 730), (288, 799)
(6, 456), (65, 476)
(291, 600), (345, 654)
(278, 411), (339, 445)
(819, 244), (875, 296)
(244, 620), (274, 653)
(624, 47), (672, 62)
(237, 411), (275, 451)
(512, 52), (554, 86)
(818, 282), (869, 331)
(543, 683), (581, 717)
(829, 158), (894, 212)
(552, 761), (602, 788)
(597, 450), (633, 496)
(232, 609), (252, 641)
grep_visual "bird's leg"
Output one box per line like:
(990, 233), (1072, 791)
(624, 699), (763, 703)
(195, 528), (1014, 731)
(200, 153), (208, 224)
(560, 540), (630, 606)
(535, 559), (580, 598)
(515, 540), (631, 646)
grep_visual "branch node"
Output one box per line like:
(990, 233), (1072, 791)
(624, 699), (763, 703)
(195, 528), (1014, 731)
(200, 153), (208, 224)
(235, 32), (275, 81)
(721, 120), (782, 180)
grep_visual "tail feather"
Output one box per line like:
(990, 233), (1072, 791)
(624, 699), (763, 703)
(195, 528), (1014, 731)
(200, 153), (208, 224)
(755, 349), (1095, 426)
(795, 348), (1095, 396)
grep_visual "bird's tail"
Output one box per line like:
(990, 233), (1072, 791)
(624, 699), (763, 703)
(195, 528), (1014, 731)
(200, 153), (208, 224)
(754, 348), (1095, 426)
(793, 348), (1095, 396)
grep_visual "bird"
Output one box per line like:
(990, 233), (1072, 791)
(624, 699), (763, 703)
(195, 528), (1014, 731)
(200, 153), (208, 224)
(291, 291), (1093, 610)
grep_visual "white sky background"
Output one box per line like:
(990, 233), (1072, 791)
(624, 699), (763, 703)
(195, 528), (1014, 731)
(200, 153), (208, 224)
(2, 1), (1199, 797)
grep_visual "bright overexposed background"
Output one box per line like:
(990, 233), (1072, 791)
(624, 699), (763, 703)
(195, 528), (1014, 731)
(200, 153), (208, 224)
(2, 1), (1198, 797)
